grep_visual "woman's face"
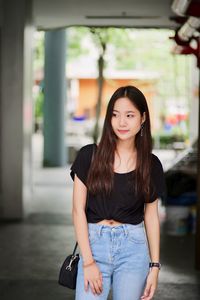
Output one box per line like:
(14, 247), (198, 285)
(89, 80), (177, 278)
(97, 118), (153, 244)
(111, 97), (145, 141)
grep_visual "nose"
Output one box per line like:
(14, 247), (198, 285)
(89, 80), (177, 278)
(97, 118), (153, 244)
(119, 116), (127, 126)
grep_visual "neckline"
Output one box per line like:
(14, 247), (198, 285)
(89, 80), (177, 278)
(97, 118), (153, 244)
(93, 143), (136, 175)
(114, 169), (135, 175)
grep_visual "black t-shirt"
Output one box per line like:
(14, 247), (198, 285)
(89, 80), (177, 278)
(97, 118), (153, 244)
(70, 143), (166, 225)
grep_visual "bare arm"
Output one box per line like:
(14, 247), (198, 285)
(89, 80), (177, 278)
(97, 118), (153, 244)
(72, 174), (103, 295)
(72, 174), (93, 264)
(144, 198), (160, 264)
(141, 198), (160, 300)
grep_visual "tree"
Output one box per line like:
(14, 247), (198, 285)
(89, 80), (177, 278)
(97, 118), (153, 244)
(89, 28), (109, 143)
(34, 27), (191, 140)
(68, 26), (130, 142)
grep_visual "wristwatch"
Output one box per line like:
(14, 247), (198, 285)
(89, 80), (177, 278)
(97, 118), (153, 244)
(149, 262), (161, 270)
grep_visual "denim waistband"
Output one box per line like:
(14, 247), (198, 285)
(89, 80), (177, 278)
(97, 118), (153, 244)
(88, 221), (144, 237)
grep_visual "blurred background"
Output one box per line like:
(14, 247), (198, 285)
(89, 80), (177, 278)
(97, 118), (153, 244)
(0, 0), (200, 299)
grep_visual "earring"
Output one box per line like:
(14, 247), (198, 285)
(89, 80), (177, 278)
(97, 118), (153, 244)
(140, 123), (144, 136)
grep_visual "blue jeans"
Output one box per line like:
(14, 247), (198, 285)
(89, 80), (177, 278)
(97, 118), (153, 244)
(75, 221), (150, 300)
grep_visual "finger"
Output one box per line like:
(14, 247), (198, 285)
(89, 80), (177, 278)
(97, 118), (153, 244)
(145, 287), (156, 300)
(93, 280), (102, 294)
(141, 285), (151, 299)
(97, 278), (103, 292)
(84, 279), (89, 292)
(89, 280), (96, 295)
(142, 287), (155, 300)
(97, 273), (103, 288)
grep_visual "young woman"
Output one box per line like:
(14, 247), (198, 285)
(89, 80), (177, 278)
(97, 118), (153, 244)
(70, 85), (166, 300)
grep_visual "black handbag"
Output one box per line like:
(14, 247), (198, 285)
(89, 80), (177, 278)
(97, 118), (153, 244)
(58, 242), (79, 289)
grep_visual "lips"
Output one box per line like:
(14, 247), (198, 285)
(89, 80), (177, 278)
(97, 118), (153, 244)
(118, 130), (129, 134)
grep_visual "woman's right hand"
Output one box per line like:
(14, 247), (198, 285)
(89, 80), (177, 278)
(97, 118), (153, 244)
(83, 262), (103, 295)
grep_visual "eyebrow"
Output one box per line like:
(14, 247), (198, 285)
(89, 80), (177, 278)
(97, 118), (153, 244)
(113, 110), (136, 113)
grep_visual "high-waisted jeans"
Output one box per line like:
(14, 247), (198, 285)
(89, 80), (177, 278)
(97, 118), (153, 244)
(75, 221), (150, 300)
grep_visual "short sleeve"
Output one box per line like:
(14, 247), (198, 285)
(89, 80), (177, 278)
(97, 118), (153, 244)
(148, 154), (167, 203)
(69, 144), (93, 186)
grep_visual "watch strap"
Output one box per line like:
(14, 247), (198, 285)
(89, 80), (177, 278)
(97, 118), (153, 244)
(149, 262), (161, 269)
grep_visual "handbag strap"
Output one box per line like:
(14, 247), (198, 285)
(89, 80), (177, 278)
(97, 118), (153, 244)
(72, 241), (79, 256)
(72, 144), (96, 254)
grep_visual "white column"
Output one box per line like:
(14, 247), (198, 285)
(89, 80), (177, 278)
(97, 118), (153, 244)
(0, 0), (33, 219)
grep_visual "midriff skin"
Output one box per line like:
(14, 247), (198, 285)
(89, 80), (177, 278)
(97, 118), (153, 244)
(97, 219), (123, 226)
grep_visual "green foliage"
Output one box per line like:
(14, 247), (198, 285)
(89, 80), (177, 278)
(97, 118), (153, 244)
(152, 133), (189, 149)
(67, 27), (91, 60)
(34, 28), (191, 102)
(33, 31), (44, 71)
(33, 27), (191, 142)
(35, 88), (44, 119)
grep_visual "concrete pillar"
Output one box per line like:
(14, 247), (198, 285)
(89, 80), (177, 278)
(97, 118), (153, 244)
(43, 29), (66, 167)
(0, 0), (33, 220)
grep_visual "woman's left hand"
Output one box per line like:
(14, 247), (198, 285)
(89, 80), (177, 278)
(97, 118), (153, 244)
(140, 268), (159, 300)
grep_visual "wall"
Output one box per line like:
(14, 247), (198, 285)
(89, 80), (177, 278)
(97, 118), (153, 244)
(77, 78), (157, 130)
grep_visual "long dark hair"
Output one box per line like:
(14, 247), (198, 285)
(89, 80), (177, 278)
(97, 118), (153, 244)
(87, 85), (153, 202)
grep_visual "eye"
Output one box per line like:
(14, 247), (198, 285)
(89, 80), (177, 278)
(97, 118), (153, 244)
(112, 112), (118, 117)
(127, 114), (134, 118)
